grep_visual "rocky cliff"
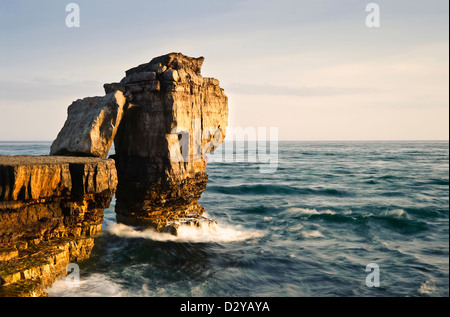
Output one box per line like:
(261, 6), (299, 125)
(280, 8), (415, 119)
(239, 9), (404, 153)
(104, 53), (228, 232)
(0, 156), (117, 296)
(0, 52), (228, 296)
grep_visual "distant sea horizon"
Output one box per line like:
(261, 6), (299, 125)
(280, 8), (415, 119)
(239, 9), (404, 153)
(0, 139), (448, 142)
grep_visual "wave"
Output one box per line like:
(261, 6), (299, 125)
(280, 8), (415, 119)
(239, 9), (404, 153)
(418, 280), (436, 296)
(379, 175), (395, 180)
(287, 224), (304, 232)
(104, 221), (265, 244)
(404, 206), (447, 218)
(281, 207), (335, 216)
(380, 209), (411, 220)
(280, 207), (428, 234)
(298, 230), (325, 239)
(47, 273), (125, 297)
(428, 178), (449, 186)
(369, 209), (428, 234)
(206, 184), (353, 197)
(240, 205), (273, 214)
(281, 207), (359, 226)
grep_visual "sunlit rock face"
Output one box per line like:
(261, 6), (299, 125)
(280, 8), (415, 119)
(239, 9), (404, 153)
(0, 156), (117, 296)
(104, 53), (229, 231)
(50, 91), (127, 158)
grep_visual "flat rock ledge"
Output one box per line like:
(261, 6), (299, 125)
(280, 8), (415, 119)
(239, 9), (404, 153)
(0, 156), (117, 297)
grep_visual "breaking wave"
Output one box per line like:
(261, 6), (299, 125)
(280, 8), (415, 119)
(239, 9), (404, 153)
(281, 207), (336, 216)
(298, 230), (325, 239)
(418, 280), (436, 296)
(47, 273), (125, 297)
(104, 221), (265, 244)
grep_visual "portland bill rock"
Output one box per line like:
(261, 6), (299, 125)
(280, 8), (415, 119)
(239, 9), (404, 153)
(105, 52), (229, 233)
(0, 53), (228, 296)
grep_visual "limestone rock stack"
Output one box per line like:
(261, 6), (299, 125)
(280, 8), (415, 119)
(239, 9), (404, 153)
(104, 53), (228, 231)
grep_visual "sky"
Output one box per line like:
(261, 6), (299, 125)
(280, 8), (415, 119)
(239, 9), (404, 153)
(0, 0), (448, 141)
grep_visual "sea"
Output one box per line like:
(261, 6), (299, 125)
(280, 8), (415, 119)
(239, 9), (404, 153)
(0, 141), (448, 297)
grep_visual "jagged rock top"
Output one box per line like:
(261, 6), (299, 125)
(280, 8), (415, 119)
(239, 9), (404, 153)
(125, 52), (205, 76)
(105, 52), (221, 96)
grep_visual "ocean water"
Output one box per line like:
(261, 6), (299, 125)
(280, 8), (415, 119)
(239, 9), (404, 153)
(0, 141), (448, 297)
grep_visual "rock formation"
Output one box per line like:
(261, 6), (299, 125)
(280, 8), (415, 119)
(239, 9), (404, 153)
(0, 52), (227, 296)
(104, 53), (228, 232)
(0, 156), (117, 296)
(50, 91), (127, 158)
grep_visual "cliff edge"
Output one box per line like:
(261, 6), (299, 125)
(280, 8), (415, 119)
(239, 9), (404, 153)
(0, 156), (117, 296)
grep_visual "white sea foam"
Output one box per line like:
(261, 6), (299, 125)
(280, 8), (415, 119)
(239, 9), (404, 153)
(47, 271), (183, 297)
(299, 230), (325, 239)
(47, 273), (125, 297)
(282, 208), (335, 216)
(418, 280), (436, 295)
(381, 209), (411, 220)
(105, 221), (265, 243)
(283, 207), (318, 215)
(287, 224), (304, 232)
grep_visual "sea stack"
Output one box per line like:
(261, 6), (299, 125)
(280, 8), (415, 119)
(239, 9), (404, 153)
(104, 53), (229, 232)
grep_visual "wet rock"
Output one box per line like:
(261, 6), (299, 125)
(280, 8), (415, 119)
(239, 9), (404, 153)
(163, 216), (218, 235)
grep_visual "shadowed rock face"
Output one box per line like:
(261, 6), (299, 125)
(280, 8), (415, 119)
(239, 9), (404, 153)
(0, 156), (117, 296)
(104, 52), (228, 231)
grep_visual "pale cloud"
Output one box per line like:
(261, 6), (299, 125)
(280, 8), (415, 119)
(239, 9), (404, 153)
(0, 78), (104, 101)
(227, 83), (375, 97)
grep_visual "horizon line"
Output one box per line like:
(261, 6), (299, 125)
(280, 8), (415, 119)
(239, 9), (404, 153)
(0, 139), (448, 142)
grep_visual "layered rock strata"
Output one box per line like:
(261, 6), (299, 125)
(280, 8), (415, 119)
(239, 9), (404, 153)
(104, 53), (228, 231)
(0, 156), (117, 296)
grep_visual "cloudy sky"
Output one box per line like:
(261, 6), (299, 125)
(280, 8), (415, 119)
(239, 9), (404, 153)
(0, 0), (448, 140)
